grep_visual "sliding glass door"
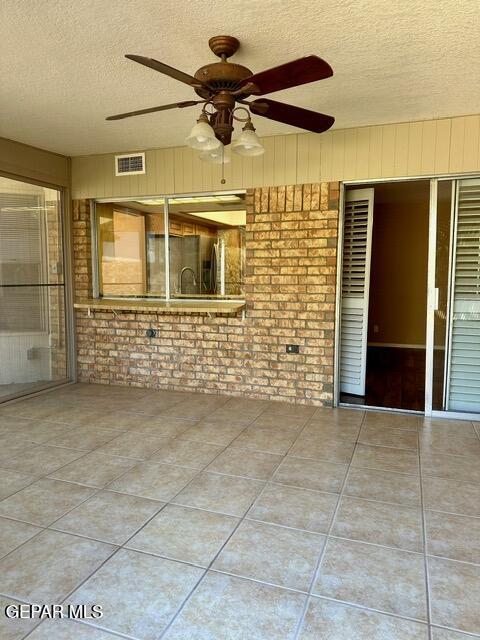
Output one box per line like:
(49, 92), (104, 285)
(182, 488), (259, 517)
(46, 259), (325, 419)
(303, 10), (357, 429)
(427, 177), (480, 417)
(0, 175), (71, 402)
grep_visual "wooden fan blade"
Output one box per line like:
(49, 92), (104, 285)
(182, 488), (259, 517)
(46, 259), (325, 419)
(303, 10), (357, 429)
(239, 55), (333, 96)
(249, 98), (334, 133)
(106, 100), (205, 121)
(125, 54), (206, 88)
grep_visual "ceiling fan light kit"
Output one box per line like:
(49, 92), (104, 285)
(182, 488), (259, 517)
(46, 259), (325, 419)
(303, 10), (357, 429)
(108, 35), (334, 172)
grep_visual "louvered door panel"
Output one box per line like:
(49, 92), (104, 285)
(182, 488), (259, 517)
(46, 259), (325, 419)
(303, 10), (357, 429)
(340, 189), (374, 395)
(448, 179), (480, 412)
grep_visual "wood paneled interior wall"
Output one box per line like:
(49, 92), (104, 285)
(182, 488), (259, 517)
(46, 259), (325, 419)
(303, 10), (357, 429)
(72, 115), (480, 199)
(0, 137), (70, 188)
(367, 187), (430, 347)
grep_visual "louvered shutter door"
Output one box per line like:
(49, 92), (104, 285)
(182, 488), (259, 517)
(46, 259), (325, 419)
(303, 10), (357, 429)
(340, 189), (374, 396)
(448, 179), (480, 412)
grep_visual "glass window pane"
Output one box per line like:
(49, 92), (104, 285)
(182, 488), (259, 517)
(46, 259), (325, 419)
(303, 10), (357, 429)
(432, 180), (453, 410)
(168, 194), (246, 298)
(97, 204), (149, 296)
(0, 176), (68, 400)
(95, 193), (246, 300)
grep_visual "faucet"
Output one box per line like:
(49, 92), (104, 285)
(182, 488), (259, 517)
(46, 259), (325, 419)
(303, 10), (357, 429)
(179, 267), (197, 293)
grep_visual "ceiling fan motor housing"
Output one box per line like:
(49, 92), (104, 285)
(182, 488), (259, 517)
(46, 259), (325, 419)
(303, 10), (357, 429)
(193, 37), (254, 144)
(194, 62), (253, 99)
(194, 35), (253, 100)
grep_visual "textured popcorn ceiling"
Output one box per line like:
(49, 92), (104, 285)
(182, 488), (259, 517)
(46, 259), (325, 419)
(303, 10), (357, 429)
(1, 0), (479, 156)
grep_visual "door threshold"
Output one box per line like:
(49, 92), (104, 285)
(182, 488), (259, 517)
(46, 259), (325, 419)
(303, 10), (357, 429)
(339, 402), (424, 415)
(0, 380), (75, 406)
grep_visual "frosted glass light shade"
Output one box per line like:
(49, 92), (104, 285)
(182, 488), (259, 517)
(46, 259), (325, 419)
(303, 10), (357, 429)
(199, 144), (230, 164)
(231, 128), (264, 157)
(186, 120), (221, 151)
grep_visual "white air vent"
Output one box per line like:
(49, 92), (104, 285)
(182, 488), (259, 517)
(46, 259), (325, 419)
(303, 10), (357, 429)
(115, 153), (145, 176)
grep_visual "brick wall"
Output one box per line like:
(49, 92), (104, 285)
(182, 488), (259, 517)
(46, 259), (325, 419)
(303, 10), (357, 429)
(72, 182), (339, 406)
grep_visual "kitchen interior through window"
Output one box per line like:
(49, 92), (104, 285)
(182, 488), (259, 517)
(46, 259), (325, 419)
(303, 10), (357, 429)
(94, 192), (246, 300)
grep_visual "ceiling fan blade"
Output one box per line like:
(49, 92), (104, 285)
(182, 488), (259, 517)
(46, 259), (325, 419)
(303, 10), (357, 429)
(239, 56), (333, 96)
(106, 100), (205, 121)
(125, 54), (206, 88)
(249, 98), (334, 133)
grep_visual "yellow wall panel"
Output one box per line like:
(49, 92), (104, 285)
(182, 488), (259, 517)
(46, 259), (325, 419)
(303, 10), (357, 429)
(251, 153), (264, 188)
(434, 119), (451, 174)
(462, 115), (480, 171)
(163, 149), (175, 193)
(296, 134), (310, 185)
(368, 127), (383, 178)
(331, 130), (346, 181)
(72, 114), (480, 198)
(407, 121), (423, 176)
(449, 117), (466, 173)
(262, 137), (276, 187)
(393, 123), (409, 177)
(319, 131), (333, 182)
(380, 125), (396, 178)
(355, 127), (370, 180)
(229, 149), (242, 189)
(273, 135), (286, 186)
(241, 153), (253, 189)
(284, 135), (297, 185)
(343, 128), (357, 181)
(307, 133), (321, 183)
(421, 120), (436, 175)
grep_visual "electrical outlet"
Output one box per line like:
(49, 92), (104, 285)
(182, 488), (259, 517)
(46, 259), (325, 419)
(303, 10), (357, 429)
(373, 324), (379, 334)
(286, 344), (300, 354)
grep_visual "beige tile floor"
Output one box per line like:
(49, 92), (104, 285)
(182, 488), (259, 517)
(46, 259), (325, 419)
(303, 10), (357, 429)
(0, 384), (479, 640)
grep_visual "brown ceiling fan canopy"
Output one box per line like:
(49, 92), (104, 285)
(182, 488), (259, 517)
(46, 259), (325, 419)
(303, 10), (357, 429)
(107, 35), (334, 145)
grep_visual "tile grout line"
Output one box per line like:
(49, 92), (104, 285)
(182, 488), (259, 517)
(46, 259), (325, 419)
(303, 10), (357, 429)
(0, 399), (264, 527)
(0, 402), (268, 548)
(430, 623), (480, 639)
(418, 427), (433, 640)
(0, 440), (124, 563)
(297, 592), (430, 625)
(19, 402), (266, 640)
(3, 389), (478, 639)
(291, 410), (367, 640)
(155, 406), (317, 640)
(1, 397), (340, 640)
(1, 400), (242, 640)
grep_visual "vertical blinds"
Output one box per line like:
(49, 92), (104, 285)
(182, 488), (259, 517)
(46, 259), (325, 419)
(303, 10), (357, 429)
(448, 179), (480, 412)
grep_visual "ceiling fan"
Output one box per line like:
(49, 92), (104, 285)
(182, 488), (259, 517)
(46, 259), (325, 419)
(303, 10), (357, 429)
(106, 35), (334, 159)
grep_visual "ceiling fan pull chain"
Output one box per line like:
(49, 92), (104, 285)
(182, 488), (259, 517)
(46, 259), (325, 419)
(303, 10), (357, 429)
(221, 145), (226, 184)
